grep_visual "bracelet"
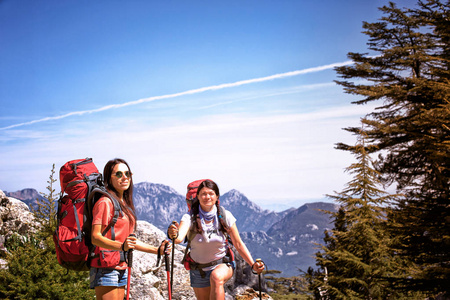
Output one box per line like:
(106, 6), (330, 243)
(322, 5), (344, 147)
(121, 241), (126, 252)
(251, 262), (258, 274)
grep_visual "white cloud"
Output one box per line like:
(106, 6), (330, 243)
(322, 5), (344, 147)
(0, 60), (377, 209)
(0, 101), (374, 209)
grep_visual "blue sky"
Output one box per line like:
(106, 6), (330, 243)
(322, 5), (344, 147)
(0, 0), (416, 211)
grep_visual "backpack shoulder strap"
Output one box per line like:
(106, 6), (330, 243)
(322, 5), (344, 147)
(218, 206), (235, 248)
(185, 212), (199, 245)
(87, 186), (122, 239)
(218, 205), (230, 232)
(181, 222), (196, 265)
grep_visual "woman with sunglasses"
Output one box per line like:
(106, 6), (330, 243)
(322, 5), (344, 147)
(168, 179), (265, 300)
(90, 158), (169, 300)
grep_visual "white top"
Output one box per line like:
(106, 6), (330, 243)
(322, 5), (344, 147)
(181, 209), (236, 271)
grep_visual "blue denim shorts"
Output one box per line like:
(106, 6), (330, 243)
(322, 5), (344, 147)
(190, 269), (213, 288)
(189, 262), (235, 288)
(89, 267), (128, 289)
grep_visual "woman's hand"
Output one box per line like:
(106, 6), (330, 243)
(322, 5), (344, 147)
(122, 234), (137, 251)
(158, 240), (172, 256)
(167, 222), (179, 240)
(252, 259), (265, 274)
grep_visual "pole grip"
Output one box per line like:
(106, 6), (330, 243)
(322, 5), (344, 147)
(164, 243), (170, 272)
(170, 221), (176, 292)
(128, 249), (134, 268)
(256, 258), (262, 300)
(128, 233), (136, 268)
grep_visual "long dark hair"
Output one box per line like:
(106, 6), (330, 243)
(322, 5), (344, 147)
(103, 158), (136, 229)
(197, 179), (220, 199)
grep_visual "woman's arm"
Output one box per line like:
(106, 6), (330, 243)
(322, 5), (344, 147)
(91, 224), (124, 251)
(92, 225), (169, 255)
(228, 223), (254, 266)
(134, 238), (169, 254)
(228, 223), (265, 273)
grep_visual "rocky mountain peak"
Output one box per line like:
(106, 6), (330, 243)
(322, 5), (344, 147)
(267, 202), (336, 238)
(221, 189), (263, 213)
(134, 182), (179, 195)
(5, 188), (39, 199)
(224, 189), (243, 198)
(4, 188), (45, 208)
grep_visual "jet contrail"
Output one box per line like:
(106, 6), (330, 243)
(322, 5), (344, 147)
(0, 60), (353, 131)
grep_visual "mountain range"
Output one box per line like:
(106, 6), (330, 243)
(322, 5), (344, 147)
(6, 182), (338, 277)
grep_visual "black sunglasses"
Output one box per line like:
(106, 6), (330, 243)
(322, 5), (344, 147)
(113, 171), (132, 179)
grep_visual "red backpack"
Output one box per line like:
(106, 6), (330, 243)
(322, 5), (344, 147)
(53, 158), (121, 271)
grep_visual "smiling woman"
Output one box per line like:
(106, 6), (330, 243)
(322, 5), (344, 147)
(168, 179), (265, 300)
(89, 158), (170, 300)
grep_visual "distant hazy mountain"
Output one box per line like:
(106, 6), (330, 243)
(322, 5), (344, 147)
(4, 188), (46, 209)
(133, 182), (186, 229)
(262, 202), (338, 276)
(9, 184), (337, 277)
(220, 189), (293, 232)
(267, 202), (337, 238)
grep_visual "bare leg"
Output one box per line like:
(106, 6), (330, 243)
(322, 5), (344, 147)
(95, 286), (125, 300)
(210, 264), (233, 300)
(193, 286), (211, 300)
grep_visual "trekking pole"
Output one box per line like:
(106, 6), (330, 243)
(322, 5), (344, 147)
(164, 242), (172, 300)
(126, 233), (136, 300)
(256, 258), (264, 300)
(170, 221), (177, 293)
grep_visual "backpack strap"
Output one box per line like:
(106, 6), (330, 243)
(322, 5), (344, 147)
(68, 198), (86, 242)
(56, 196), (86, 243)
(70, 157), (94, 175)
(181, 228), (197, 266)
(87, 186), (122, 240)
(55, 171), (101, 244)
(218, 205), (230, 234)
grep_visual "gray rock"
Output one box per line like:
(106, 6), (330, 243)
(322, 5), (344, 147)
(0, 189), (38, 241)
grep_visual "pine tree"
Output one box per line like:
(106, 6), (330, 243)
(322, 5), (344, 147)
(313, 131), (403, 299)
(0, 235), (94, 299)
(0, 165), (95, 299)
(334, 0), (450, 295)
(31, 163), (58, 239)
